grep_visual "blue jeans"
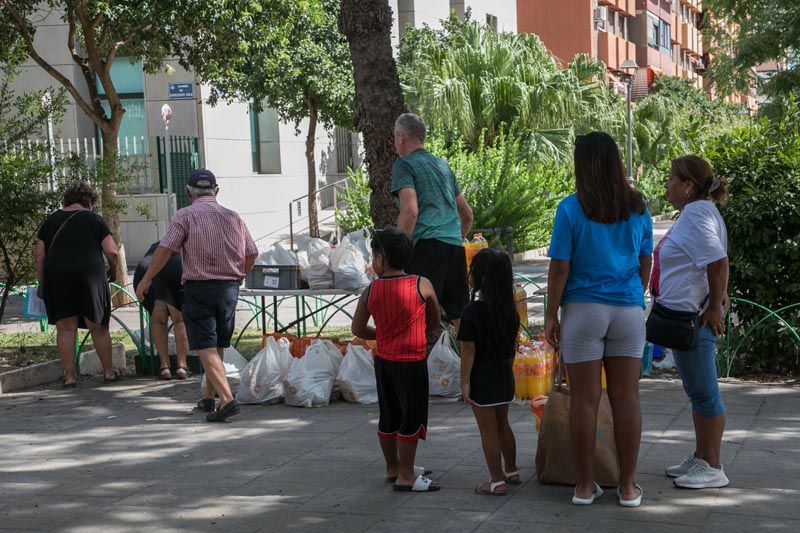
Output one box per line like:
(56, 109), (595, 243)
(672, 326), (725, 418)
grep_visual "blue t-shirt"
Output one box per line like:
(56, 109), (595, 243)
(548, 194), (653, 307)
(390, 149), (462, 246)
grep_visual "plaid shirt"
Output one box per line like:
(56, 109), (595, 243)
(160, 196), (258, 283)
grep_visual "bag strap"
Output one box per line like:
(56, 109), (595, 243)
(550, 350), (568, 392)
(48, 211), (81, 254)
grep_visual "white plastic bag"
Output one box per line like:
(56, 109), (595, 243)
(200, 346), (248, 389)
(256, 242), (298, 266)
(337, 344), (378, 404)
(283, 340), (344, 407)
(331, 235), (371, 290)
(236, 337), (293, 404)
(428, 331), (461, 397)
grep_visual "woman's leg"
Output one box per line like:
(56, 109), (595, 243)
(150, 301), (171, 374)
(167, 304), (190, 370)
(495, 404), (518, 478)
(603, 356), (643, 500)
(472, 404), (505, 491)
(566, 360), (604, 499)
(84, 317), (115, 380)
(55, 317), (79, 384)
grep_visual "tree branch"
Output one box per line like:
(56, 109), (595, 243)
(0, 0), (106, 129)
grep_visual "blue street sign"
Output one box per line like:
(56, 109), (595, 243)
(168, 83), (194, 100)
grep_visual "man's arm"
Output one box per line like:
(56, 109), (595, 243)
(397, 188), (419, 237)
(455, 194), (474, 239)
(244, 254), (257, 276)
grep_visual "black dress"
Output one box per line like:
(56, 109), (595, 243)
(38, 209), (112, 327)
(132, 241), (183, 314)
(457, 300), (516, 406)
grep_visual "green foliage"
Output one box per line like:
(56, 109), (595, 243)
(399, 12), (623, 160)
(189, 0), (353, 131)
(0, 63), (66, 322)
(704, 0), (800, 97)
(429, 132), (571, 251)
(335, 166), (373, 235)
(703, 96), (800, 373)
(634, 77), (747, 213)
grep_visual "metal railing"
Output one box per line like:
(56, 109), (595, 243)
(289, 177), (351, 249)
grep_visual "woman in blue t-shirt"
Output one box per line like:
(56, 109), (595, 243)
(545, 132), (653, 508)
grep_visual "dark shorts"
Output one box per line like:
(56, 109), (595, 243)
(406, 238), (469, 320)
(375, 357), (429, 442)
(182, 281), (239, 351)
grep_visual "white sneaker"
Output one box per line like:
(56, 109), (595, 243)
(673, 459), (730, 489)
(665, 452), (697, 478)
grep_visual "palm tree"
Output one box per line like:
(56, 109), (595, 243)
(400, 17), (623, 160)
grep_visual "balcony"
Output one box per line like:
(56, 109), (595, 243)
(598, 31), (619, 71)
(670, 12), (679, 44)
(608, 0), (635, 17)
(616, 37), (636, 65)
(680, 21), (689, 48)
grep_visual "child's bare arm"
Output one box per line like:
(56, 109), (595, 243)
(351, 288), (376, 340)
(460, 340), (475, 404)
(419, 277), (441, 332)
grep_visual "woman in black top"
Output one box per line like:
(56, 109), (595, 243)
(458, 248), (520, 495)
(133, 242), (188, 379)
(35, 181), (119, 386)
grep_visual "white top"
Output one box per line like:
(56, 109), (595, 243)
(657, 200), (728, 313)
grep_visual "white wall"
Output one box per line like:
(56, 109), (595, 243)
(389, 0), (451, 46)
(454, 0), (517, 33)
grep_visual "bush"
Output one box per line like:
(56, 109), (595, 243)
(335, 166), (372, 235)
(704, 99), (800, 374)
(430, 132), (571, 251)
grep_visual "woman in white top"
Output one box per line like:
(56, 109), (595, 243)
(651, 155), (730, 490)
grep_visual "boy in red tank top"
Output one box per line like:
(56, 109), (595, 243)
(352, 228), (442, 492)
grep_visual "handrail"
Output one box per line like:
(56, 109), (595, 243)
(289, 178), (351, 249)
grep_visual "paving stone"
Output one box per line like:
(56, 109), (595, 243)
(703, 511), (800, 532)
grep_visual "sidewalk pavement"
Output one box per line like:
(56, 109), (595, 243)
(1, 377), (798, 532)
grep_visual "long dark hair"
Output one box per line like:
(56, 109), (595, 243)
(574, 132), (646, 223)
(470, 248), (519, 359)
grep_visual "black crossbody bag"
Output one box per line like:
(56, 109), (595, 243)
(645, 296), (708, 351)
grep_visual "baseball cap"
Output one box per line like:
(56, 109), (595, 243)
(187, 168), (217, 188)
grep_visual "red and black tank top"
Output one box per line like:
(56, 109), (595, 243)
(367, 275), (427, 362)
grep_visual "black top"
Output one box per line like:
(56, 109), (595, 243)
(457, 300), (516, 406)
(133, 241), (184, 313)
(38, 209), (111, 276)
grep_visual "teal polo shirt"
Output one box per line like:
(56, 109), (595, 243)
(390, 149), (463, 246)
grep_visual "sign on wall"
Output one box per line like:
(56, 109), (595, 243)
(168, 83), (195, 100)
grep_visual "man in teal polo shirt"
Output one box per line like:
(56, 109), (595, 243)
(391, 113), (474, 326)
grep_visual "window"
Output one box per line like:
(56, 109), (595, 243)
(619, 16), (628, 40)
(607, 9), (615, 33)
(249, 104), (282, 174)
(486, 14), (498, 32)
(647, 12), (660, 49)
(660, 21), (672, 56)
(96, 58), (147, 152)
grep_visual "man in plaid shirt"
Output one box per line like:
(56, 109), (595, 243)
(136, 169), (258, 422)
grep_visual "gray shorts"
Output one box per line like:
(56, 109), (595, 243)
(560, 302), (645, 364)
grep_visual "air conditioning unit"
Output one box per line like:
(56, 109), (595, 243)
(594, 6), (608, 30)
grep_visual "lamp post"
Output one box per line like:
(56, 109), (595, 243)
(160, 103), (173, 195)
(41, 91), (55, 190)
(620, 59), (639, 184)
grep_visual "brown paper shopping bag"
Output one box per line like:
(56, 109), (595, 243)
(535, 354), (620, 487)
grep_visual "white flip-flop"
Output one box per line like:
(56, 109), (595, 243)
(393, 475), (441, 492)
(617, 484), (643, 507)
(572, 482), (603, 505)
(385, 465), (432, 483)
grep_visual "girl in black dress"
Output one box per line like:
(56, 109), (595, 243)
(457, 248), (520, 495)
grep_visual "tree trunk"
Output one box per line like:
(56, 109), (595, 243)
(339, 0), (407, 229)
(100, 133), (130, 308)
(305, 100), (320, 239)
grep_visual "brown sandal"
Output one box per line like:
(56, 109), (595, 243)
(159, 367), (172, 380)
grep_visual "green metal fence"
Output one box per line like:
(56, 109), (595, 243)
(156, 136), (200, 209)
